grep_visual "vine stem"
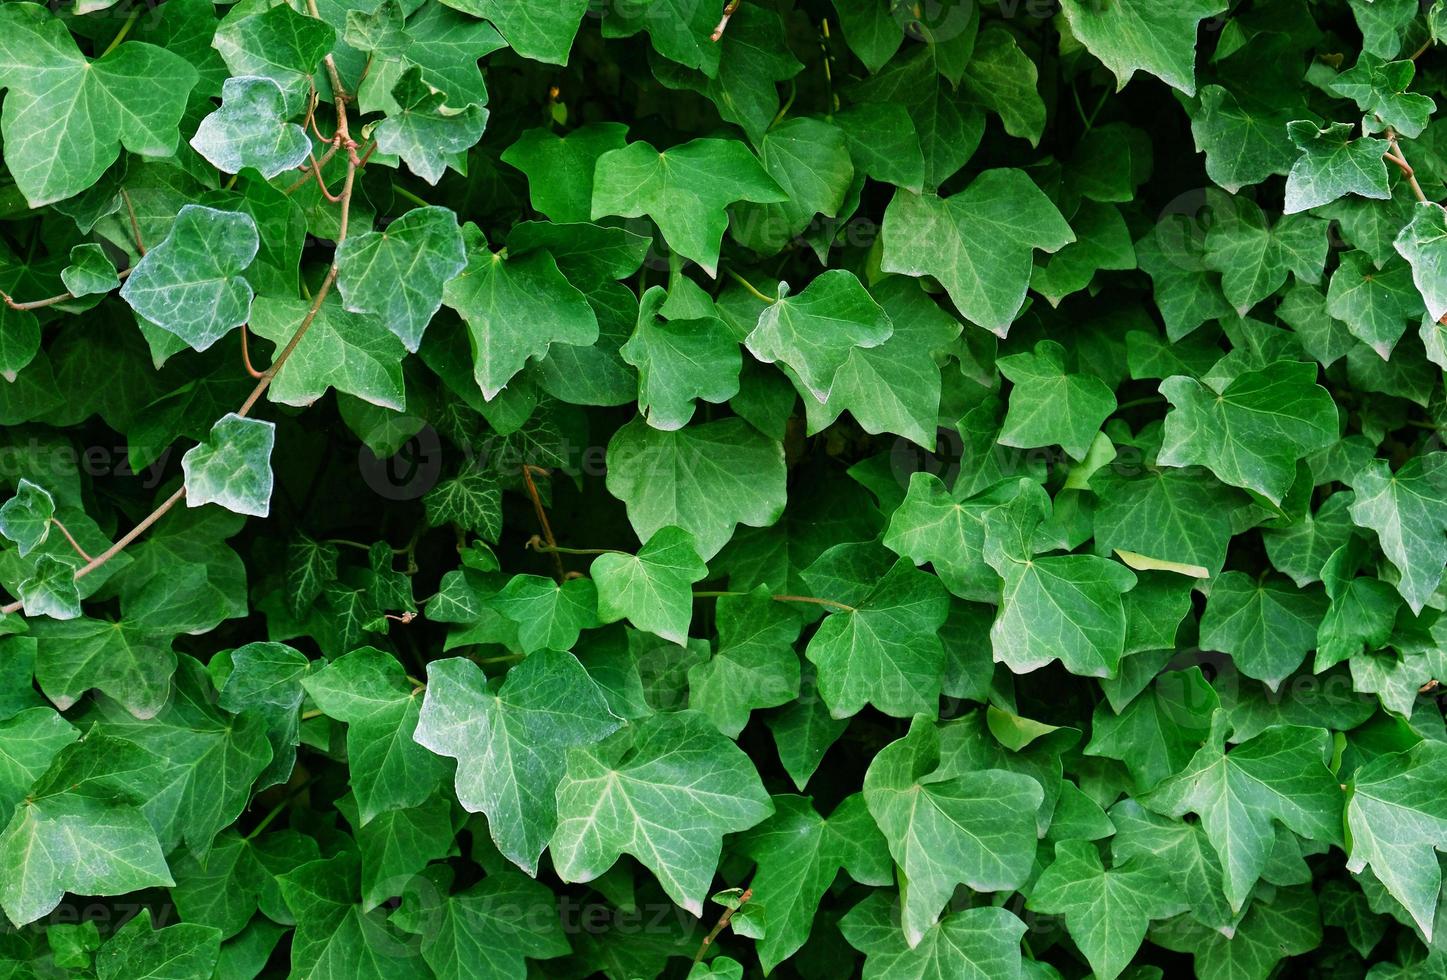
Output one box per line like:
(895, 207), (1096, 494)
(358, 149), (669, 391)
(49, 518), (93, 564)
(1, 267), (133, 311)
(693, 886), (752, 964)
(1384, 128), (1431, 206)
(693, 590), (857, 613)
(725, 269), (777, 304)
(1, 28), (362, 620)
(710, 0), (741, 42)
(521, 466), (566, 580)
(527, 536), (628, 557)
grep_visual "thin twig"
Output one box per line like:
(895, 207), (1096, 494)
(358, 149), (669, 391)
(1, 267), (133, 312)
(693, 887), (752, 963)
(1384, 128), (1431, 205)
(240, 324), (265, 378)
(711, 0), (742, 42)
(284, 144), (339, 196)
(308, 150), (344, 203)
(527, 535), (628, 557)
(48, 518), (93, 563)
(692, 590), (858, 613)
(725, 269), (777, 304)
(520, 466), (566, 580)
(121, 188), (145, 255)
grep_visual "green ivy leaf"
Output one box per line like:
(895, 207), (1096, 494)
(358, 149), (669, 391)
(746, 270), (893, 401)
(442, 232), (598, 400)
(1142, 714), (1341, 911)
(189, 76), (312, 180)
(302, 647), (448, 824)
(863, 718), (1041, 945)
(415, 652), (621, 874)
(336, 206), (466, 352)
(181, 413), (276, 518)
(687, 588), (801, 739)
(1158, 361), (1339, 504)
(1058, 0), (1227, 95)
(592, 526), (708, 645)
(622, 286), (742, 430)
(120, 205), (259, 353)
(1282, 121), (1392, 214)
(880, 170), (1074, 336)
(1348, 453), (1447, 614)
(1028, 840), (1188, 980)
(0, 3), (199, 207)
(997, 339), (1117, 459)
(550, 711), (773, 915)
(591, 137), (787, 276)
(606, 417), (787, 561)
(0, 479), (54, 557)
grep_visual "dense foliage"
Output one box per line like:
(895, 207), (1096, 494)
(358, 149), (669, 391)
(1, 0), (1446, 976)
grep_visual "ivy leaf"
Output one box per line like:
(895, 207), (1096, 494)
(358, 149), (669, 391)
(1158, 361), (1339, 504)
(1393, 201), (1447, 323)
(120, 205), (259, 353)
(601, 0), (722, 77)
(0, 479), (54, 557)
(17, 555), (81, 621)
(1329, 53), (1436, 138)
(739, 794), (890, 972)
(606, 417), (787, 561)
(997, 339), (1117, 459)
(880, 170), (1074, 335)
(1282, 121), (1392, 214)
(591, 138), (787, 276)
(794, 276), (959, 450)
(0, 708), (76, 815)
(1189, 86), (1298, 194)
(804, 557), (949, 719)
(0, 734), (172, 926)
(414, 652), (621, 875)
(1198, 571), (1328, 690)
(84, 657), (272, 859)
(0, 3), (198, 207)
(485, 575), (597, 653)
(840, 892), (1027, 980)
(1326, 251), (1422, 359)
(1348, 453), (1447, 614)
(249, 295), (407, 411)
(396, 868), (571, 979)
(212, 1), (335, 114)
(302, 647), (447, 824)
(550, 711), (773, 915)
(592, 526), (708, 645)
(189, 76), (312, 180)
(862, 718), (1041, 945)
(729, 117), (855, 255)
(1203, 202), (1328, 315)
(1345, 740), (1447, 938)
(621, 286), (742, 431)
(961, 26), (1044, 146)
(181, 413), (276, 519)
(1141, 714), (1342, 911)
(446, 0), (587, 64)
(991, 551), (1138, 679)
(746, 270), (893, 401)
(687, 589), (801, 739)
(94, 909), (220, 980)
(1085, 667), (1220, 790)
(424, 468), (502, 541)
(60, 243), (121, 298)
(1091, 467), (1238, 578)
(442, 232), (598, 400)
(1028, 841), (1188, 980)
(277, 852), (426, 977)
(501, 124), (630, 224)
(1058, 0), (1227, 95)
(373, 67), (488, 186)
(27, 617), (175, 719)
(336, 206), (467, 353)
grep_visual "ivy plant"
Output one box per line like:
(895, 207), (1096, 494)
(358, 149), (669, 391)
(0, 0), (1446, 977)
